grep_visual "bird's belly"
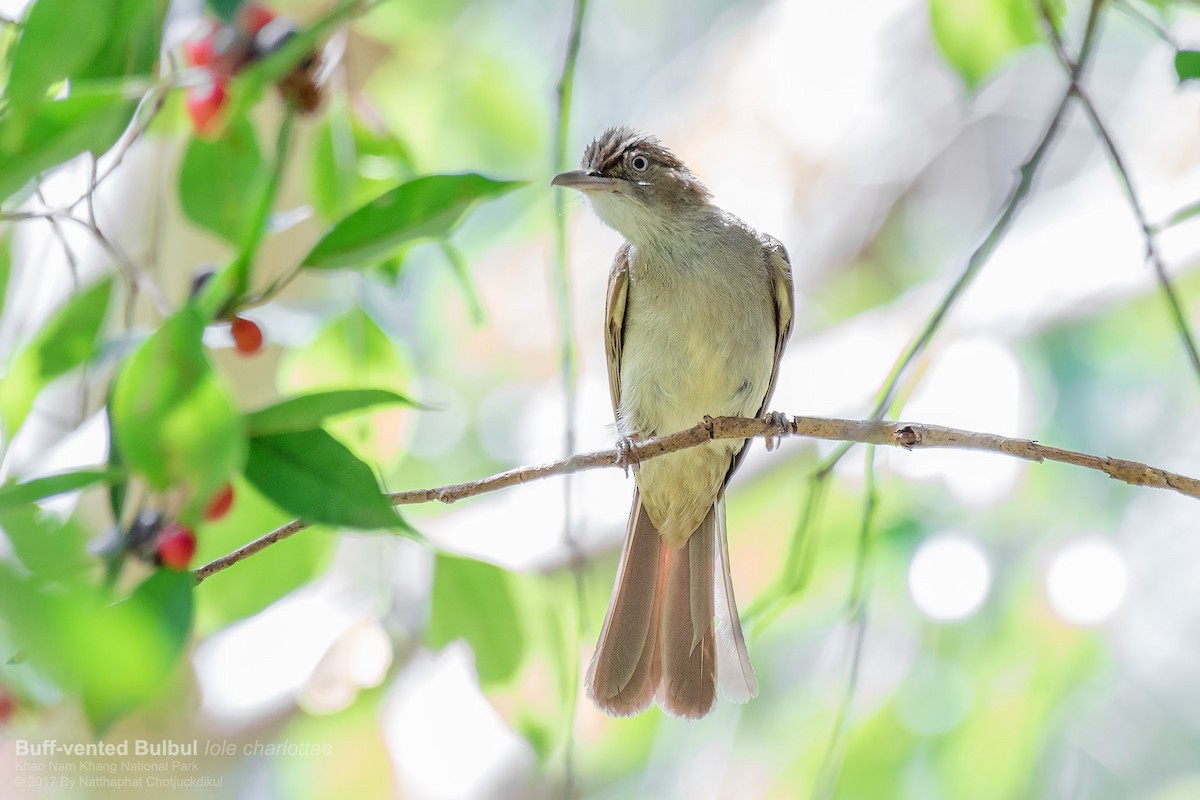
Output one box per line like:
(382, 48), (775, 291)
(617, 281), (775, 544)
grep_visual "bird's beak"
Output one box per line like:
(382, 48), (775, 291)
(551, 170), (618, 192)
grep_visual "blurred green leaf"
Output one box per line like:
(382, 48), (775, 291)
(930, 0), (1043, 88)
(427, 554), (524, 686)
(205, 0), (241, 21)
(0, 238), (12, 318)
(246, 389), (422, 436)
(1175, 50), (1200, 82)
(179, 114), (265, 244)
(302, 173), (525, 270)
(0, 468), (122, 511)
(71, 0), (167, 83)
(0, 277), (112, 437)
(0, 87), (137, 199)
(244, 428), (406, 531)
(0, 506), (90, 580)
(3, 0), (109, 133)
(0, 566), (193, 732)
(110, 307), (246, 510)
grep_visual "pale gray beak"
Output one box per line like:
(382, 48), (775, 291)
(552, 170), (618, 191)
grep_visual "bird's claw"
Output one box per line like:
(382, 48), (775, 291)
(763, 411), (790, 452)
(615, 434), (642, 477)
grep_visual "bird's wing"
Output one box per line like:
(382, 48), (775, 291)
(727, 235), (794, 480)
(605, 243), (632, 417)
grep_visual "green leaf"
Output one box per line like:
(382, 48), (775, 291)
(302, 173), (525, 270)
(0, 87), (137, 199)
(246, 389), (422, 436)
(4, 0), (110, 130)
(0, 506), (90, 580)
(71, 0), (168, 83)
(930, 0), (1042, 88)
(0, 468), (123, 511)
(1176, 50), (1200, 82)
(85, 569), (193, 731)
(0, 566), (194, 732)
(426, 555), (524, 686)
(206, 0), (242, 22)
(179, 114), (265, 244)
(0, 238), (13, 334)
(244, 428), (406, 531)
(110, 307), (246, 511)
(0, 277), (112, 437)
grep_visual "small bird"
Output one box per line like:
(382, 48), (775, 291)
(553, 127), (794, 718)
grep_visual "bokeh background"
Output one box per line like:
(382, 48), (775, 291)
(1, 0), (1200, 797)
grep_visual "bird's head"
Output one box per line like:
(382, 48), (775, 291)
(552, 127), (710, 244)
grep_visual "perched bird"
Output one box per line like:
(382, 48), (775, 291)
(553, 127), (794, 718)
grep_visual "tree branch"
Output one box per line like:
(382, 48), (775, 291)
(192, 413), (1200, 584)
(1039, 2), (1200, 386)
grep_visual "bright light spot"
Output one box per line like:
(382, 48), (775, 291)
(891, 337), (1028, 507)
(382, 645), (533, 799)
(908, 533), (991, 622)
(1046, 538), (1128, 625)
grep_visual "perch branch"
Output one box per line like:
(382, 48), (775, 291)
(192, 413), (1200, 583)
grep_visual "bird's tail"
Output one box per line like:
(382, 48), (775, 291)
(586, 490), (758, 719)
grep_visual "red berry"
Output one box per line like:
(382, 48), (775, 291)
(238, 3), (276, 35)
(185, 30), (217, 67)
(231, 316), (264, 355)
(0, 691), (15, 726)
(204, 483), (235, 522)
(186, 76), (228, 137)
(156, 524), (197, 570)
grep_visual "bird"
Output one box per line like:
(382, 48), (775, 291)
(552, 127), (794, 718)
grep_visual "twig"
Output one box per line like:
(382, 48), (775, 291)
(0, 208), (170, 315)
(192, 413), (1200, 584)
(550, 0), (588, 557)
(868, 0), (1104, 425)
(1113, 0), (1178, 48)
(1039, 2), (1200, 386)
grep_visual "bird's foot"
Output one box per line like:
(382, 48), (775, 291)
(614, 433), (643, 477)
(763, 411), (791, 452)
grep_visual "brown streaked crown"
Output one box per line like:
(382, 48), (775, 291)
(581, 127), (710, 200)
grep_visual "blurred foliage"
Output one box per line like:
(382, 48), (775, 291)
(0, 0), (1196, 798)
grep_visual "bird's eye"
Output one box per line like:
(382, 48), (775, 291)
(630, 154), (649, 172)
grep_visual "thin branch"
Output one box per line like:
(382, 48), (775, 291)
(550, 0), (588, 548)
(867, 0), (1104, 426)
(0, 208), (170, 315)
(193, 413), (1200, 584)
(550, 2), (589, 788)
(1039, 2), (1200, 385)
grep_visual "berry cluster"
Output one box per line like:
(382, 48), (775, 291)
(148, 483), (236, 571)
(183, 3), (321, 135)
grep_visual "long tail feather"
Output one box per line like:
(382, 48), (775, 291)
(589, 496), (755, 719)
(586, 490), (664, 716)
(712, 496), (758, 702)
(658, 508), (717, 719)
